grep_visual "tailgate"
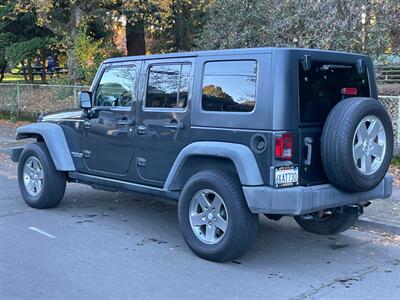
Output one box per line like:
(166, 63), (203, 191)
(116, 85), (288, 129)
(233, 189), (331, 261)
(297, 59), (371, 186)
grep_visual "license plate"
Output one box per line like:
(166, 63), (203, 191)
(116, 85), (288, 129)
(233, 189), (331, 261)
(274, 166), (299, 188)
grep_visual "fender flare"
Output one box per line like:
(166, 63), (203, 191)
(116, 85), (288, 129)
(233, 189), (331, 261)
(16, 123), (76, 171)
(164, 141), (264, 190)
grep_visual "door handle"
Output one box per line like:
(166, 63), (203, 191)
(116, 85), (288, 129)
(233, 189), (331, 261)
(164, 121), (184, 130)
(304, 137), (313, 166)
(83, 119), (91, 129)
(117, 119), (134, 127)
(136, 125), (147, 135)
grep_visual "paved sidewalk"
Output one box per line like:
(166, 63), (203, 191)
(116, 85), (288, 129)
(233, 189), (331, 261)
(0, 124), (29, 154)
(359, 189), (400, 234)
(0, 124), (399, 234)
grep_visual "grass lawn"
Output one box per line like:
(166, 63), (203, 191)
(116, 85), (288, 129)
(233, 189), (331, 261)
(2, 74), (30, 83)
(1, 73), (69, 84)
(392, 156), (400, 166)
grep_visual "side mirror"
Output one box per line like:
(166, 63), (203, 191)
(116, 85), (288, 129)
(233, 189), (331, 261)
(79, 91), (92, 109)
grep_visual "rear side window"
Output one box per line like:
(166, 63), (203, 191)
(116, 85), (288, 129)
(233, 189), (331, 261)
(202, 60), (257, 112)
(299, 61), (370, 123)
(145, 64), (191, 109)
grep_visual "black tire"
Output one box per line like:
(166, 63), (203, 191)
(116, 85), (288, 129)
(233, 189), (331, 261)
(18, 142), (66, 209)
(321, 97), (393, 192)
(178, 170), (258, 262)
(294, 212), (358, 235)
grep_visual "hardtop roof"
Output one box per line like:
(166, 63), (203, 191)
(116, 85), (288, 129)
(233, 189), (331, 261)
(104, 47), (368, 64)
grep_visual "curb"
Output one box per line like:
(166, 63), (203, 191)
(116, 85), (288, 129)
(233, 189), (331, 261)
(0, 141), (29, 155)
(0, 147), (12, 156)
(0, 149), (11, 155)
(390, 186), (400, 199)
(356, 218), (400, 235)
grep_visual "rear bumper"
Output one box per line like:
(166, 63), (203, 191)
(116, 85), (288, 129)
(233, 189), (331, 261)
(243, 175), (393, 215)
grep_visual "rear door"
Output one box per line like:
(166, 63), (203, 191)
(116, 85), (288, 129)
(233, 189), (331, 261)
(134, 58), (194, 187)
(298, 59), (371, 185)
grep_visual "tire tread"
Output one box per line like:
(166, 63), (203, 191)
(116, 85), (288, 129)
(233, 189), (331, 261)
(321, 97), (393, 192)
(178, 169), (258, 262)
(18, 142), (66, 209)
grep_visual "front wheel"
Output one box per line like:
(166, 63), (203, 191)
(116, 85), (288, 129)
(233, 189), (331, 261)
(178, 170), (258, 262)
(18, 142), (66, 209)
(294, 210), (358, 235)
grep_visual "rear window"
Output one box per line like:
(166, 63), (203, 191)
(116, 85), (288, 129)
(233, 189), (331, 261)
(299, 61), (370, 123)
(202, 60), (257, 112)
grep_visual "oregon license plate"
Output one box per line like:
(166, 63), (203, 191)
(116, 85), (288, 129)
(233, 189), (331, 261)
(274, 166), (299, 188)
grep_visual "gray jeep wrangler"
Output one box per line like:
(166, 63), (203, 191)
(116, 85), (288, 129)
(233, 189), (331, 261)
(12, 48), (393, 262)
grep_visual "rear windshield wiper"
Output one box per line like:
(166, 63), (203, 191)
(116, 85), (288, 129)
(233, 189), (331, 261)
(320, 64), (352, 71)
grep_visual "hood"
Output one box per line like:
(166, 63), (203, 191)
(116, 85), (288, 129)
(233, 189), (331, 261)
(40, 109), (83, 123)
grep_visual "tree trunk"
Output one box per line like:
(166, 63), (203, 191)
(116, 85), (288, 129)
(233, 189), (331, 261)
(173, 2), (185, 51)
(42, 6), (82, 83)
(67, 48), (81, 84)
(41, 58), (47, 83)
(0, 64), (5, 83)
(67, 6), (83, 84)
(20, 61), (28, 83)
(390, 28), (400, 51)
(0, 39), (5, 82)
(126, 19), (145, 56)
(27, 59), (34, 84)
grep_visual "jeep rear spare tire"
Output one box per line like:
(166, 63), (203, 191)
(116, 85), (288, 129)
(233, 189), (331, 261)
(321, 97), (393, 192)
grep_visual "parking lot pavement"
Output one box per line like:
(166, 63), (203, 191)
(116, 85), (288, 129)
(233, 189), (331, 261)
(1, 173), (400, 300)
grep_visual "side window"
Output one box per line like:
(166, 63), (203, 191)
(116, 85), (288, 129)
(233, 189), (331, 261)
(95, 66), (136, 107)
(202, 60), (257, 112)
(145, 64), (191, 109)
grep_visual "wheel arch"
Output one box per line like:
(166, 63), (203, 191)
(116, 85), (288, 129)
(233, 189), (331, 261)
(164, 142), (264, 191)
(15, 123), (76, 171)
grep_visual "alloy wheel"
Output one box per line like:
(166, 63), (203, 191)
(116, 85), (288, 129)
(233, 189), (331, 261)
(23, 156), (44, 197)
(352, 115), (386, 175)
(189, 189), (228, 244)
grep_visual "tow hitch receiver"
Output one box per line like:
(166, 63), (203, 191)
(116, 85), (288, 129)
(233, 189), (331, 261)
(340, 205), (365, 216)
(300, 203), (367, 220)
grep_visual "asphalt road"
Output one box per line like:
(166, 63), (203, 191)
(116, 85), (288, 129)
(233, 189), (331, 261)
(1, 173), (400, 299)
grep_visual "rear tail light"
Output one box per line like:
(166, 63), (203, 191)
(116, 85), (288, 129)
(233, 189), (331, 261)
(341, 87), (358, 96)
(275, 133), (293, 160)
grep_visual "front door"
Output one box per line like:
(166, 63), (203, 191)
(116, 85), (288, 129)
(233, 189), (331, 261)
(135, 59), (194, 186)
(83, 63), (139, 178)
